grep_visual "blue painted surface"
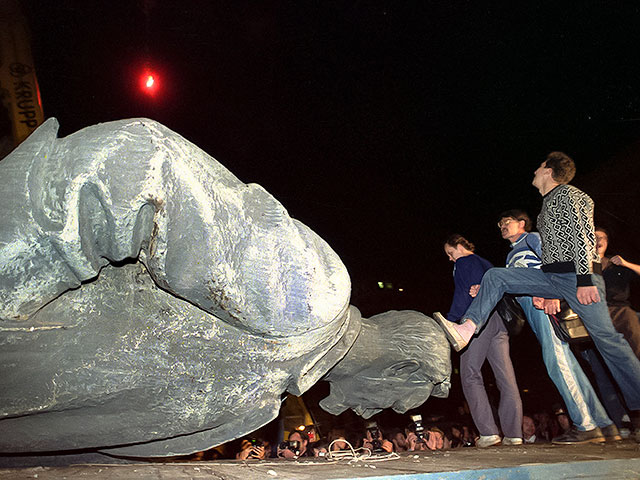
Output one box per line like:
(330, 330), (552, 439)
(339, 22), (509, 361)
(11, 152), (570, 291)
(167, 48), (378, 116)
(335, 458), (640, 480)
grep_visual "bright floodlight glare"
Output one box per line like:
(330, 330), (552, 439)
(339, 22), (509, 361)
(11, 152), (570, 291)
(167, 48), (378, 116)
(146, 75), (155, 88)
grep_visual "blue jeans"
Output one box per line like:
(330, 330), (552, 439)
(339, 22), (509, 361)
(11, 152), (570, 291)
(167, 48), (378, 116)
(518, 296), (612, 430)
(581, 347), (628, 427)
(466, 267), (640, 411)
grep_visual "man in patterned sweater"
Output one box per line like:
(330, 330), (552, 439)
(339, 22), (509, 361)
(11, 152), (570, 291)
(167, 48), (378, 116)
(494, 209), (618, 444)
(434, 152), (640, 441)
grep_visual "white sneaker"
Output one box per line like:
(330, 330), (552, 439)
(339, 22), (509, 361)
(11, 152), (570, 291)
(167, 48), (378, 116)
(502, 437), (523, 446)
(476, 435), (501, 448)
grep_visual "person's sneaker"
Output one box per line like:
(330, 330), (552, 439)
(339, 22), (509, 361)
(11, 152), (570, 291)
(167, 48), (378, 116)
(502, 437), (523, 446)
(433, 312), (471, 351)
(619, 427), (631, 439)
(552, 427), (605, 445)
(601, 424), (622, 442)
(476, 435), (502, 448)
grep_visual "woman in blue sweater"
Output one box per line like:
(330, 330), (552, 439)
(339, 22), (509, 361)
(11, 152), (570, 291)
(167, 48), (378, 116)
(440, 234), (523, 448)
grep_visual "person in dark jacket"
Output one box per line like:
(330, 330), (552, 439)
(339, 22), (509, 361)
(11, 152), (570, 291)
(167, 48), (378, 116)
(439, 234), (522, 448)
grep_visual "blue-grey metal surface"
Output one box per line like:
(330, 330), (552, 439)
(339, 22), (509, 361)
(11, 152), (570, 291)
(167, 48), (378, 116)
(0, 118), (451, 457)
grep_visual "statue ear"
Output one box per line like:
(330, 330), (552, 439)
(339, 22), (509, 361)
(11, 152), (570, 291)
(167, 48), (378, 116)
(382, 359), (421, 378)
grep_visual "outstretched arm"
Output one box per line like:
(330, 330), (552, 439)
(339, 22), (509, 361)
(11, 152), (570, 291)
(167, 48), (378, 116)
(611, 255), (640, 276)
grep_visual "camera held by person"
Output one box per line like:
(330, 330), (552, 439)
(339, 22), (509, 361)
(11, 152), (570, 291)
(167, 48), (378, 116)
(411, 414), (426, 443)
(362, 421), (393, 453)
(277, 431), (313, 458)
(235, 438), (268, 460)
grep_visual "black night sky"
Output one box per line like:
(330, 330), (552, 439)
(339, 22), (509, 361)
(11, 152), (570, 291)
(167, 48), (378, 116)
(22, 1), (640, 415)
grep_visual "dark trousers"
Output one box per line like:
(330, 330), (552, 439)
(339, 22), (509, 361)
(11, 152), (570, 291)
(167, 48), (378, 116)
(460, 312), (523, 438)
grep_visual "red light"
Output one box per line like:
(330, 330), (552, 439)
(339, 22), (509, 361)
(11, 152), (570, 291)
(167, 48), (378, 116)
(139, 69), (159, 96)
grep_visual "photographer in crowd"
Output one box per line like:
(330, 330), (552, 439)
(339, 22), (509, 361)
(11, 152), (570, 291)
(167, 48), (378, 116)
(361, 421), (394, 453)
(405, 415), (451, 451)
(235, 438), (269, 460)
(277, 430), (314, 458)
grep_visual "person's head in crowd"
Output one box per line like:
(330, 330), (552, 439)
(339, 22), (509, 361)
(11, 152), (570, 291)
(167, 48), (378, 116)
(427, 426), (450, 450)
(189, 447), (222, 461)
(405, 424), (450, 451)
(289, 431), (308, 451)
(555, 414), (570, 435)
(595, 227), (609, 258)
(522, 415), (536, 441)
(388, 428), (408, 452)
(236, 438), (268, 460)
(327, 428), (349, 451)
(448, 425), (465, 448)
(277, 430), (310, 458)
(330, 438), (348, 451)
(534, 412), (552, 441)
(302, 425), (319, 444)
(497, 209), (531, 243)
(444, 234), (475, 262)
(404, 417), (430, 451)
(362, 421), (394, 453)
(461, 425), (475, 445)
(553, 404), (571, 433)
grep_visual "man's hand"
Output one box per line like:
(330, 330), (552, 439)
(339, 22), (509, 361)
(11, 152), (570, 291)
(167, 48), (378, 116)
(543, 299), (561, 315)
(381, 439), (393, 453)
(426, 431), (438, 450)
(238, 444), (265, 460)
(577, 286), (600, 305)
(236, 446), (252, 460)
(250, 446), (266, 459)
(532, 297), (545, 310)
(610, 255), (640, 275)
(405, 432), (420, 451)
(277, 447), (296, 459)
(469, 284), (480, 298)
(610, 255), (626, 267)
(406, 432), (429, 451)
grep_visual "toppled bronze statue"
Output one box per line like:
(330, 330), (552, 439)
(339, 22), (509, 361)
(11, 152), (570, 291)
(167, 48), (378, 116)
(0, 119), (450, 456)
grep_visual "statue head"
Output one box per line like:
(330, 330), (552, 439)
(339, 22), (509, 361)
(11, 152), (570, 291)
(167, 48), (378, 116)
(319, 310), (451, 418)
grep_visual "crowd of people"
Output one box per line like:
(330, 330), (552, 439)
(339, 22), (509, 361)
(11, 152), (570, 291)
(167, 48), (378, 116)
(435, 152), (640, 446)
(218, 406), (585, 460)
(189, 151), (639, 461)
